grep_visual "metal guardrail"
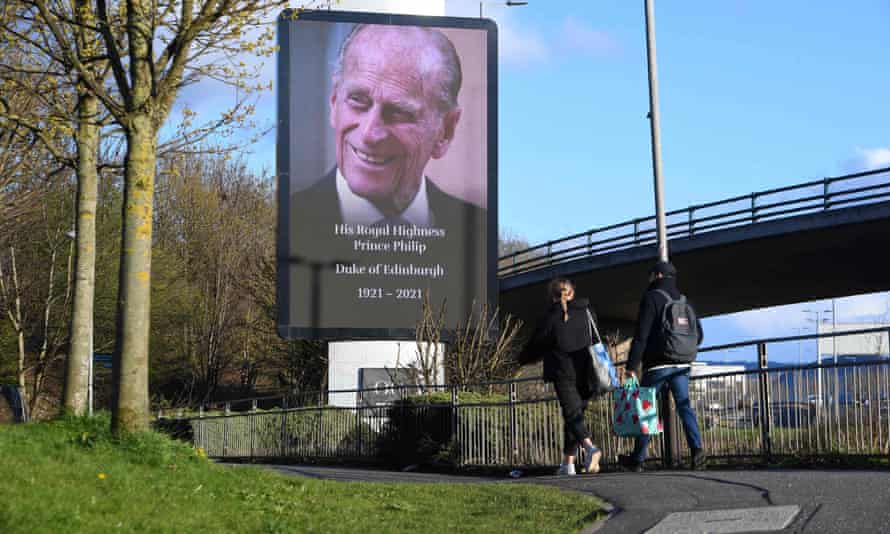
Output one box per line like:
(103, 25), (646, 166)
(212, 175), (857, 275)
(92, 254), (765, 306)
(498, 166), (890, 277)
(158, 168), (890, 417)
(177, 327), (890, 469)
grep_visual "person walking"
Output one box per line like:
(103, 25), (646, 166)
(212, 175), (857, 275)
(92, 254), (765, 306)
(619, 261), (707, 472)
(521, 278), (603, 476)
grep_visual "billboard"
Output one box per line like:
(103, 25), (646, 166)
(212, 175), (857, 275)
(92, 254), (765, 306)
(357, 368), (419, 407)
(277, 10), (497, 339)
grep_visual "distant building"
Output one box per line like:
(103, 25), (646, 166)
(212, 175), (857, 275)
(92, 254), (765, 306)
(689, 362), (749, 407)
(817, 322), (890, 358)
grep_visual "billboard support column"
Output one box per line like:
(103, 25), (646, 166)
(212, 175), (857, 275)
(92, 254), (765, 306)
(328, 341), (445, 407)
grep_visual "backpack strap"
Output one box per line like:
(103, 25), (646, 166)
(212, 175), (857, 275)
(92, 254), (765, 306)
(652, 289), (669, 328)
(653, 289), (674, 303)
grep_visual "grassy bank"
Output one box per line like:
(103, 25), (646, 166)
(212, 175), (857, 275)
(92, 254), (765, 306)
(0, 415), (603, 533)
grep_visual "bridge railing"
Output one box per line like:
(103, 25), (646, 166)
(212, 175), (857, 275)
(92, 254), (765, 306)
(498, 166), (890, 277)
(174, 326), (890, 469)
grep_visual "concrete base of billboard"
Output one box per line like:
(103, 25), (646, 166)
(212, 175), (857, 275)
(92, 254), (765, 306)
(327, 341), (445, 407)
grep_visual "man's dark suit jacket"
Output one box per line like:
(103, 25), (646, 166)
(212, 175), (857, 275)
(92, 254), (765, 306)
(285, 169), (489, 332)
(290, 169), (484, 232)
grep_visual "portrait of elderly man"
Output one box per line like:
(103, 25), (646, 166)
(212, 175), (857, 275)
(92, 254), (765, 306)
(291, 23), (487, 230)
(283, 20), (490, 333)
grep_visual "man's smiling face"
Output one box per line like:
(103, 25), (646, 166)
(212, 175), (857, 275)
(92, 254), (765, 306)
(330, 27), (458, 215)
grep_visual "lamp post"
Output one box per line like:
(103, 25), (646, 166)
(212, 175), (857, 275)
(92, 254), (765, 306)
(641, 0), (679, 468)
(791, 327), (804, 367)
(644, 0), (668, 262)
(803, 308), (833, 417)
(831, 298), (838, 365)
(479, 0), (527, 18)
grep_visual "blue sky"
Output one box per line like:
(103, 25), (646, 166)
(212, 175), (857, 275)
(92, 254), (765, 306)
(173, 1), (890, 362)
(445, 0), (890, 361)
(452, 0), (890, 244)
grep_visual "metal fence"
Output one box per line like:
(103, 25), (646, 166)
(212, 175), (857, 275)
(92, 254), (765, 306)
(498, 166), (890, 277)
(176, 327), (890, 469)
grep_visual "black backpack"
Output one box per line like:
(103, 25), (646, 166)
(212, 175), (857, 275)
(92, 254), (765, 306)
(654, 289), (700, 363)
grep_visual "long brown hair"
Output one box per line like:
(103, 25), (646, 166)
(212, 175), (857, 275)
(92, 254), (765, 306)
(548, 278), (574, 302)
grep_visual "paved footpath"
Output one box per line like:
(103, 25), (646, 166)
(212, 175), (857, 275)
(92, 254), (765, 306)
(230, 464), (890, 533)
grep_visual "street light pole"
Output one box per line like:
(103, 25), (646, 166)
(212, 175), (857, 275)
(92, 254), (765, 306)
(831, 298), (838, 366)
(644, 0), (677, 468)
(644, 0), (668, 262)
(804, 308), (833, 416)
(479, 1), (528, 19)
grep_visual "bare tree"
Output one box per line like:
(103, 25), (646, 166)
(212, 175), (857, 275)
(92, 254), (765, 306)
(409, 296), (525, 391)
(0, 6), (121, 415)
(152, 151), (272, 402)
(0, 183), (75, 416)
(2, 0), (323, 431)
(240, 240), (328, 400)
(447, 303), (523, 388)
(0, 47), (56, 241)
(407, 295), (447, 392)
(498, 228), (532, 257)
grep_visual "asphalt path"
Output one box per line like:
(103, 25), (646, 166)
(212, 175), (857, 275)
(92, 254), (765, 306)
(526, 469), (890, 533)
(226, 464), (890, 533)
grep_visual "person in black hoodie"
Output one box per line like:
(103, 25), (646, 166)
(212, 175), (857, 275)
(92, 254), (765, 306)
(521, 278), (602, 476)
(618, 260), (707, 472)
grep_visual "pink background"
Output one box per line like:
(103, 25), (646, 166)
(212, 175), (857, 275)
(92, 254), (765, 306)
(424, 27), (488, 209)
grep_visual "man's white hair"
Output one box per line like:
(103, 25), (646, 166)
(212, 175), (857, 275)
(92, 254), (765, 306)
(333, 24), (463, 113)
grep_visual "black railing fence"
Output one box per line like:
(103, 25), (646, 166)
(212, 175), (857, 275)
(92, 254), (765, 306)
(498, 166), (890, 277)
(172, 327), (890, 469)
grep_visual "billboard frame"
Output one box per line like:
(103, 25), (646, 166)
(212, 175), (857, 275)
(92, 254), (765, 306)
(276, 9), (498, 341)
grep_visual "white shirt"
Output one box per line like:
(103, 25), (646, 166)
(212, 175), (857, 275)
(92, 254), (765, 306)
(335, 169), (433, 227)
(647, 364), (691, 372)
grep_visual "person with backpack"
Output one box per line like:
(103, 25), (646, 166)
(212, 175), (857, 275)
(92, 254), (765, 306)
(618, 260), (707, 472)
(520, 278), (603, 476)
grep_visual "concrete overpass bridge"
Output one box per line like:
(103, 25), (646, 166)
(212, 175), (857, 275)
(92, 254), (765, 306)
(497, 166), (890, 336)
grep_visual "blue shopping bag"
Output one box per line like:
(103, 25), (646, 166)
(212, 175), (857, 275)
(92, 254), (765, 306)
(586, 311), (619, 394)
(612, 376), (662, 437)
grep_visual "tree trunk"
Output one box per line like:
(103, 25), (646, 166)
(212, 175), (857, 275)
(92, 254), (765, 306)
(112, 115), (155, 433)
(16, 324), (25, 391)
(64, 92), (99, 415)
(4, 248), (28, 396)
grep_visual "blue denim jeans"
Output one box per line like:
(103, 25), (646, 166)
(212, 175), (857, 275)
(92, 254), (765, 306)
(631, 366), (702, 462)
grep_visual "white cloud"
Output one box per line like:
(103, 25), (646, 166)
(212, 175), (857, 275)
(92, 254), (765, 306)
(497, 12), (550, 66)
(853, 146), (890, 170)
(443, 1), (549, 66)
(718, 293), (890, 341)
(836, 292), (890, 321)
(726, 307), (791, 337)
(559, 17), (621, 58)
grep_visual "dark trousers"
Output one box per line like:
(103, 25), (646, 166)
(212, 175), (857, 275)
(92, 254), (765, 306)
(553, 378), (593, 455)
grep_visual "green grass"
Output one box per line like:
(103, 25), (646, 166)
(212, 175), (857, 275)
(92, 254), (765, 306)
(0, 415), (604, 533)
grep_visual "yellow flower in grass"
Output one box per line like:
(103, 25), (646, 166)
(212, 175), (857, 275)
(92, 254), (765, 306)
(97, 473), (107, 481)
(195, 447), (207, 459)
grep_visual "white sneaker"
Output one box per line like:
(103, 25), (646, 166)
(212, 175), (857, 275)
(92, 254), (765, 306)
(556, 464), (576, 476)
(581, 447), (602, 474)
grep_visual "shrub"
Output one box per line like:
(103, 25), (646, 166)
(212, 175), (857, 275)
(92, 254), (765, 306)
(379, 392), (508, 467)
